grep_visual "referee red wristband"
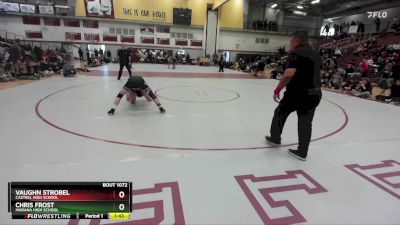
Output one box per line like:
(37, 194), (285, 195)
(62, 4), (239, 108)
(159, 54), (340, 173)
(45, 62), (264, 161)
(274, 87), (281, 95)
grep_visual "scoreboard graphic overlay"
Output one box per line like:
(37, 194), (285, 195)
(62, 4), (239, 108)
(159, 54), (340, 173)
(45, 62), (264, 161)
(8, 182), (132, 220)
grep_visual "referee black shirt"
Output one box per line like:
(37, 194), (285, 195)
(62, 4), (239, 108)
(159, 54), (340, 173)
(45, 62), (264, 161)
(118, 49), (130, 65)
(285, 44), (322, 97)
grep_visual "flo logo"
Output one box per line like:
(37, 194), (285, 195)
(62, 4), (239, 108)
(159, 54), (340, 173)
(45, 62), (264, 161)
(68, 182), (185, 225)
(235, 170), (327, 225)
(367, 11), (388, 19)
(345, 160), (400, 200)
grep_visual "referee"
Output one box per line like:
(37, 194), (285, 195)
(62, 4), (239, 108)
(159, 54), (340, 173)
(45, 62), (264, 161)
(265, 31), (322, 161)
(117, 45), (132, 80)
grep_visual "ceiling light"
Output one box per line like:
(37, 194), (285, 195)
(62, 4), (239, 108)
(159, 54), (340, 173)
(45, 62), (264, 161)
(311, 0), (320, 4)
(55, 5), (70, 9)
(271, 3), (277, 8)
(293, 10), (307, 16)
(297, 5), (304, 9)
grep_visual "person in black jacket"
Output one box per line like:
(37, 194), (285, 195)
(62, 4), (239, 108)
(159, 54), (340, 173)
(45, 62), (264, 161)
(78, 48), (83, 61)
(117, 45), (132, 80)
(94, 49), (99, 59)
(85, 47), (90, 62)
(218, 55), (224, 72)
(99, 48), (104, 60)
(265, 31), (322, 161)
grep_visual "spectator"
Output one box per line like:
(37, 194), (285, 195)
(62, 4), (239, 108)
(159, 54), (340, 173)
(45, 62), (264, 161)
(359, 59), (369, 77)
(106, 50), (112, 63)
(94, 48), (99, 59)
(391, 19), (400, 35)
(212, 52), (218, 65)
(323, 24), (330, 35)
(334, 24), (339, 36)
(0, 44), (5, 63)
(334, 48), (342, 58)
(255, 58), (266, 77)
(329, 71), (343, 89)
(218, 55), (224, 72)
(352, 79), (372, 98)
(345, 63), (355, 75)
(321, 70), (331, 87)
(78, 48), (83, 61)
(8, 40), (21, 64)
(354, 44), (364, 56)
(99, 48), (104, 61)
(186, 53), (190, 65)
(337, 66), (346, 78)
(376, 78), (400, 102)
(359, 22), (365, 33)
(375, 18), (381, 33)
(343, 79), (358, 95)
(86, 47), (90, 62)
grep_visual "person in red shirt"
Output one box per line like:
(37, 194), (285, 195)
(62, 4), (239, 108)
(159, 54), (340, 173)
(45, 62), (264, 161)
(359, 59), (369, 77)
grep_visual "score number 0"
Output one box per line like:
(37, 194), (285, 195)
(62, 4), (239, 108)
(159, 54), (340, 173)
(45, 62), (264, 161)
(118, 191), (126, 211)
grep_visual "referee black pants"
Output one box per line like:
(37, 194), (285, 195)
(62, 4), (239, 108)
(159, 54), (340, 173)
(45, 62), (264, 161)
(118, 63), (132, 79)
(270, 92), (321, 157)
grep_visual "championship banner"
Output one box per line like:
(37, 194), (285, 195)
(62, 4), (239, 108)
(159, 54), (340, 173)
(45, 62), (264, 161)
(20, 4), (36, 14)
(75, 0), (207, 26)
(84, 0), (114, 19)
(3, 2), (19, 12)
(39, 5), (54, 15)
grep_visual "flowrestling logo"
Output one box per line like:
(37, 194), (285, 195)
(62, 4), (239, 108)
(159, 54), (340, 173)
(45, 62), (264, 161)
(367, 11), (388, 19)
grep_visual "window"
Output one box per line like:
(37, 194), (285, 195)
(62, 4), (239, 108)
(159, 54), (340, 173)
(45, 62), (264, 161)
(123, 28), (129, 35)
(25, 30), (43, 39)
(64, 19), (80, 27)
(157, 26), (170, 33)
(84, 33), (100, 41)
(121, 36), (135, 43)
(83, 20), (99, 28)
(175, 39), (188, 46)
(116, 28), (122, 35)
(157, 38), (170, 45)
(43, 18), (60, 26)
(103, 34), (118, 42)
(65, 32), (82, 40)
(22, 16), (41, 25)
(190, 40), (202, 47)
(140, 37), (154, 44)
(129, 29), (135, 35)
(256, 38), (269, 44)
(171, 32), (192, 39)
(109, 28), (115, 34)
